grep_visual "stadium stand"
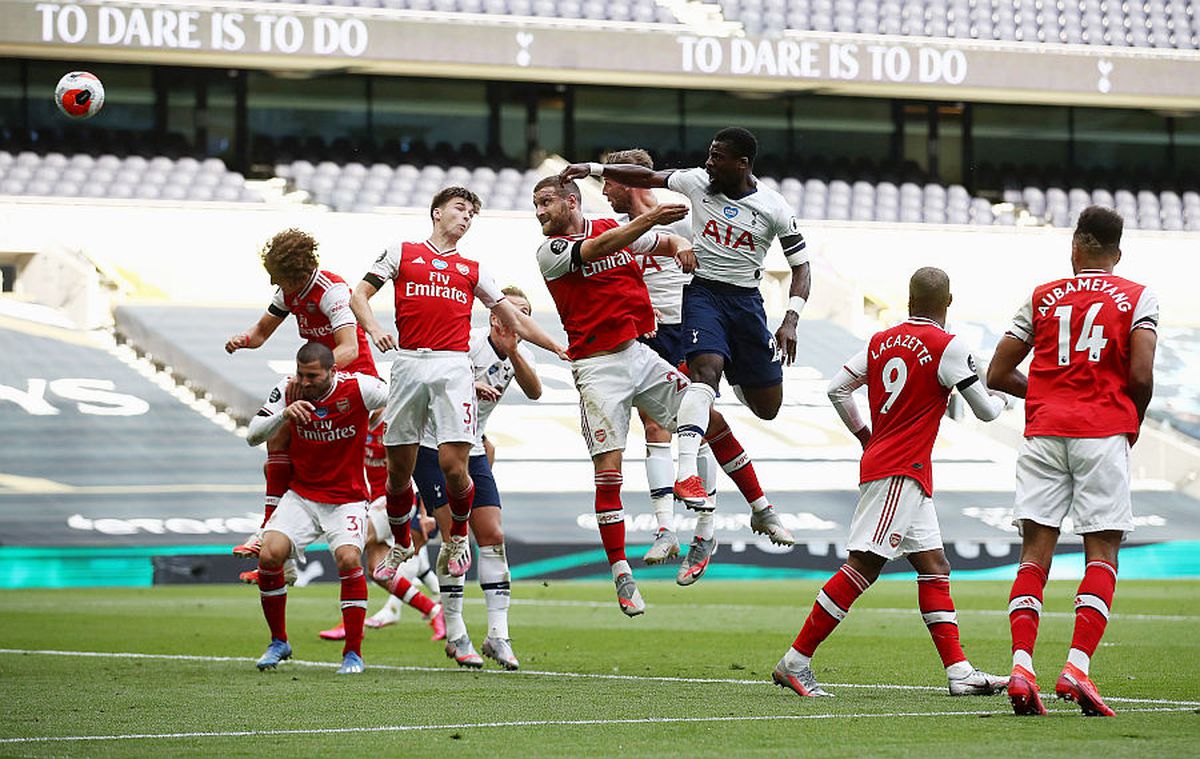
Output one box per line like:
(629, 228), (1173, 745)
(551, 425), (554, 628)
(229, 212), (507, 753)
(0, 150), (264, 203)
(720, 0), (1200, 48)
(0, 314), (262, 549)
(252, 0), (680, 24)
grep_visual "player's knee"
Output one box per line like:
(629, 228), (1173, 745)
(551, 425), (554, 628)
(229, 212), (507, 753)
(333, 548), (361, 573)
(258, 546), (286, 569)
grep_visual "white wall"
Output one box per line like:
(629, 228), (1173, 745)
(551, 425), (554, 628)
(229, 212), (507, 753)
(2, 198), (1197, 330)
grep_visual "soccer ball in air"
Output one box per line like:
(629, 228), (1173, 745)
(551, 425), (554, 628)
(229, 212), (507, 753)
(55, 71), (105, 120)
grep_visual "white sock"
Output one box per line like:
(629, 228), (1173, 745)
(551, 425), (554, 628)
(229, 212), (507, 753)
(783, 646), (811, 670)
(1013, 649), (1034, 674)
(415, 546), (440, 596)
(697, 443), (718, 503)
(611, 559), (632, 582)
(478, 543), (511, 640)
(695, 511), (715, 541)
(1067, 648), (1091, 675)
(645, 441), (675, 531)
(675, 384), (716, 480)
(946, 660), (974, 680)
(440, 570), (467, 641)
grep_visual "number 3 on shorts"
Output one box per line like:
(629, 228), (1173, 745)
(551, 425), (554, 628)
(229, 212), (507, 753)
(346, 514), (361, 534)
(462, 401), (475, 433)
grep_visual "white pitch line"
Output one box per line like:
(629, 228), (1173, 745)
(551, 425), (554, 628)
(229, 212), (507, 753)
(2, 648), (1198, 708)
(497, 598), (1198, 622)
(1, 707), (1194, 745)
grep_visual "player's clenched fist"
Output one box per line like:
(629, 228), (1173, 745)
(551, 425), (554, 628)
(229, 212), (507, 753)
(369, 329), (397, 352)
(674, 245), (698, 274)
(225, 333), (251, 353)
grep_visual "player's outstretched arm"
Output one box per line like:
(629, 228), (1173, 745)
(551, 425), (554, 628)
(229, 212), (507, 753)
(986, 336), (1031, 399)
(225, 312), (285, 354)
(492, 300), (568, 360)
(827, 359), (870, 448)
(958, 378), (1006, 422)
(651, 234), (698, 273)
(1129, 327), (1157, 426)
(579, 204), (689, 263)
(559, 162), (671, 189)
(351, 280), (397, 352)
(246, 384), (291, 446)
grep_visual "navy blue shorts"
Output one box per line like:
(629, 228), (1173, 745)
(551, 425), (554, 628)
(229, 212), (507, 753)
(413, 446), (502, 510)
(638, 322), (686, 367)
(682, 277), (783, 389)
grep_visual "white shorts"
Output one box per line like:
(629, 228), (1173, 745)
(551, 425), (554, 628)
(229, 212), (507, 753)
(367, 496), (392, 547)
(846, 475), (943, 560)
(383, 350), (476, 447)
(1013, 435), (1134, 535)
(572, 341), (690, 457)
(264, 490), (368, 562)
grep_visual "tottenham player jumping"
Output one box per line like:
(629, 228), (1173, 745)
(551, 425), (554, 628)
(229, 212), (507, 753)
(601, 147), (794, 580)
(562, 127), (807, 529)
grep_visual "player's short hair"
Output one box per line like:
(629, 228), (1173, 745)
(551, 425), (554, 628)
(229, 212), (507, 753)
(713, 127), (758, 163)
(909, 266), (951, 310)
(430, 186), (482, 220)
(1073, 205), (1123, 256)
(261, 228), (318, 285)
(502, 285), (530, 311)
(603, 148), (653, 169)
(296, 341), (334, 369)
(533, 176), (581, 203)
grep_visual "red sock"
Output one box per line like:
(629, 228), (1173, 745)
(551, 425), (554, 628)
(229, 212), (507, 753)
(792, 564), (871, 656)
(594, 469), (626, 565)
(448, 480), (474, 539)
(339, 567), (368, 657)
(917, 574), (966, 668)
(385, 480), (415, 548)
(257, 565), (288, 641)
(1070, 560), (1117, 658)
(1008, 561), (1048, 662)
(386, 574), (437, 616)
(262, 454), (292, 527)
(706, 427), (765, 506)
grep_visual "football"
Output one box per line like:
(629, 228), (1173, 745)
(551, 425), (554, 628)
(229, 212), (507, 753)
(54, 71), (105, 120)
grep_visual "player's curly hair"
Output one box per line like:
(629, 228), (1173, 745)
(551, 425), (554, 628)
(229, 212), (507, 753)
(430, 186), (482, 220)
(261, 228), (318, 286)
(1073, 205), (1123, 256)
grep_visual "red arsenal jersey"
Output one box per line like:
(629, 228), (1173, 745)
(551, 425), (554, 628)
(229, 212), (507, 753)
(268, 269), (378, 377)
(1007, 270), (1158, 439)
(365, 240), (504, 352)
(848, 319), (977, 496)
(364, 420), (388, 501)
(536, 218), (662, 360)
(255, 372), (389, 504)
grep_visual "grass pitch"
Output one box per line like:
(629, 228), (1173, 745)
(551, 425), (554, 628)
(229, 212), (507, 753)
(1, 579), (1197, 757)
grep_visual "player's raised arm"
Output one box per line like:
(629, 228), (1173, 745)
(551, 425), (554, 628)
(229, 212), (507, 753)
(827, 350), (871, 448)
(225, 311), (285, 354)
(560, 162), (672, 189)
(492, 300), (567, 360)
(492, 325), (542, 400)
(578, 203), (688, 262)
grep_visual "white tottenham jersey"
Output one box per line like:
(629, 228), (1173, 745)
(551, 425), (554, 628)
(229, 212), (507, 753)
(618, 214), (692, 324)
(666, 167), (805, 289)
(421, 327), (534, 455)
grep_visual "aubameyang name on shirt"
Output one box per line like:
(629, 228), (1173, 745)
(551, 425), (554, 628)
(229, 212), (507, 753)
(405, 269), (470, 304)
(1037, 276), (1132, 315)
(582, 250), (634, 277)
(872, 333), (933, 365)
